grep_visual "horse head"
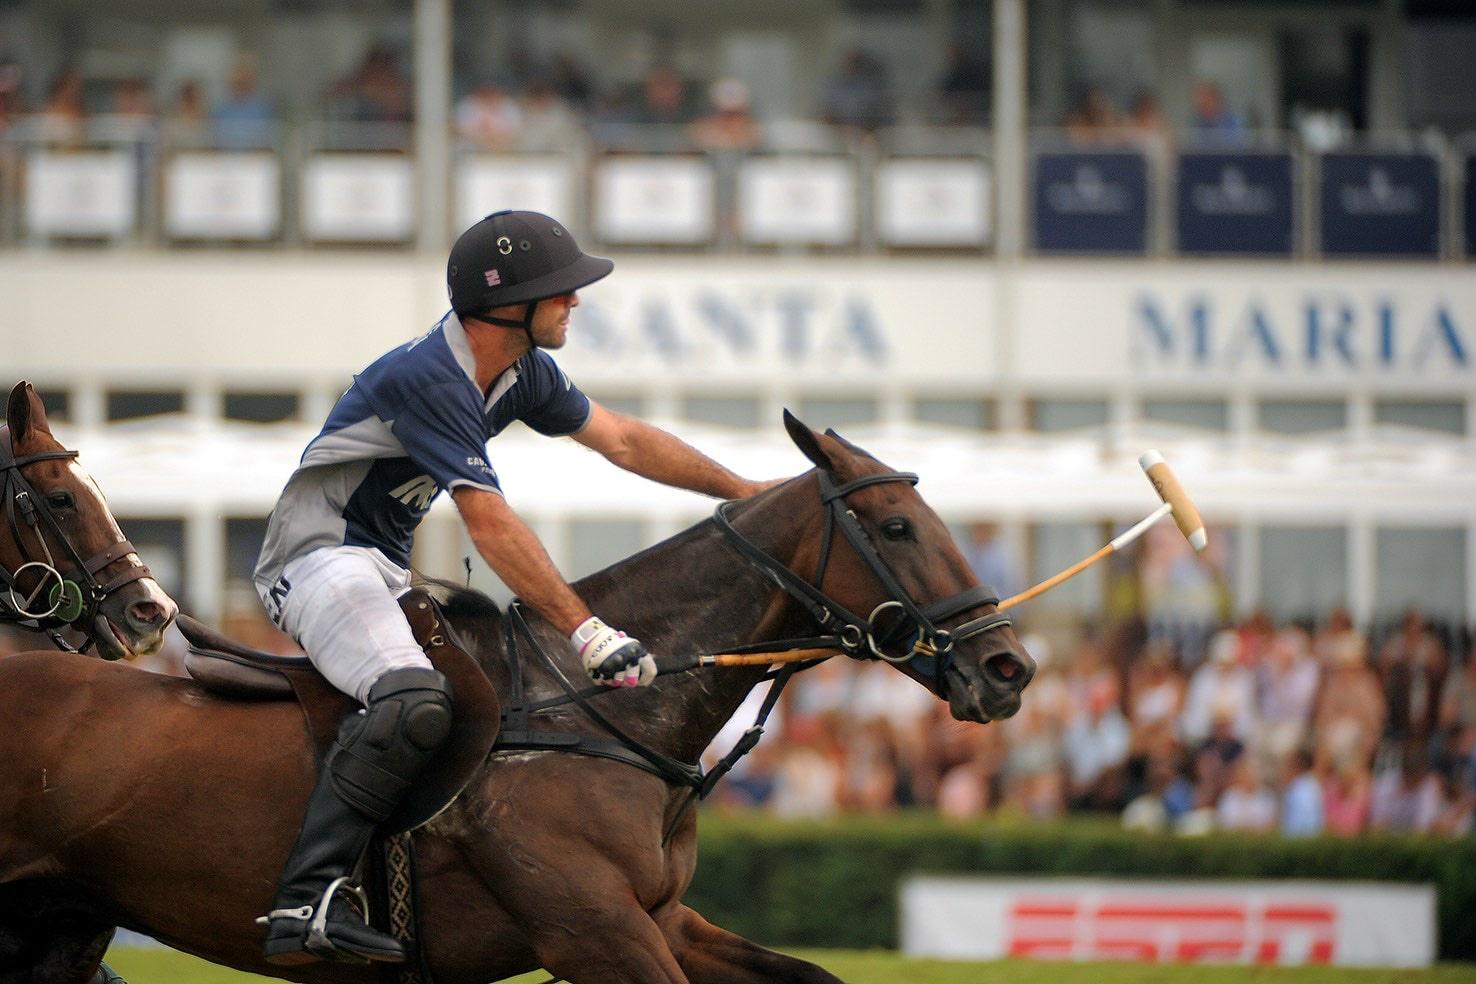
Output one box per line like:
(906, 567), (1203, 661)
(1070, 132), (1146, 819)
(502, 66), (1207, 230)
(1, 381), (178, 660)
(778, 410), (1035, 723)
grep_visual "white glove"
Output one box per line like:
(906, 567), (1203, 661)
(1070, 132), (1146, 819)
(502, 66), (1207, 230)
(572, 617), (657, 688)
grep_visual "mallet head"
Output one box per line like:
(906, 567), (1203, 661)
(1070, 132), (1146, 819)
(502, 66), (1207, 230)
(1138, 450), (1207, 553)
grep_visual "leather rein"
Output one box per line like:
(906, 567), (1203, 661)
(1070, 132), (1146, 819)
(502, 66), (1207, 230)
(491, 469), (1014, 838)
(0, 434), (153, 654)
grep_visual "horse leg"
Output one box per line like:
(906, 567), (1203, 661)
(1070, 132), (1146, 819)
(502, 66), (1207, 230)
(657, 905), (844, 984)
(531, 904), (690, 984)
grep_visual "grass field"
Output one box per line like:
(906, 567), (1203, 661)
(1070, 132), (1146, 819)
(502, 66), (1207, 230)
(103, 947), (1476, 983)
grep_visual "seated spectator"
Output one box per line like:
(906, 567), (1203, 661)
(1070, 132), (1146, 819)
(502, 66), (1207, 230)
(1121, 751), (1188, 834)
(1323, 756), (1372, 837)
(690, 78), (762, 154)
(1370, 745), (1440, 834)
(327, 44), (411, 123)
(214, 58), (275, 148)
(38, 68), (85, 146)
(517, 79), (582, 152)
(1438, 642), (1476, 738)
(1190, 79), (1246, 145)
(1193, 702), (1246, 805)
(1000, 703), (1064, 820)
(936, 43), (988, 124)
(551, 53), (594, 110)
(1313, 606), (1363, 667)
(936, 728), (1004, 819)
(455, 81), (523, 150)
(1378, 609), (1448, 750)
(769, 717), (842, 819)
(1063, 86), (1121, 144)
(822, 49), (892, 134)
(167, 80), (210, 143)
(1124, 90), (1168, 149)
(1063, 677), (1131, 811)
(1128, 640), (1185, 763)
(0, 61), (24, 135)
(1256, 627), (1320, 760)
(1313, 629), (1385, 772)
(1217, 757), (1277, 833)
(1279, 748), (1325, 837)
(630, 65), (697, 127)
(1180, 630), (1255, 746)
(1429, 761), (1475, 837)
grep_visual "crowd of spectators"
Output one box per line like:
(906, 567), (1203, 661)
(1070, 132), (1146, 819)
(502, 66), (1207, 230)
(705, 603), (1475, 840)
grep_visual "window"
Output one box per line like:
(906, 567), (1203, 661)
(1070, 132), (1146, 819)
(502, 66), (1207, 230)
(913, 398), (993, 430)
(585, 393), (645, 417)
(1374, 399), (1466, 435)
(1375, 527), (1466, 623)
(1259, 526), (1347, 621)
(1143, 399), (1229, 432)
(225, 518), (269, 583)
(1258, 399), (1347, 434)
(569, 519), (649, 580)
(1030, 398), (1108, 432)
(107, 390), (184, 422)
(35, 389), (70, 423)
(794, 398), (880, 431)
(1030, 521), (1105, 614)
(682, 396), (761, 429)
(225, 392), (300, 423)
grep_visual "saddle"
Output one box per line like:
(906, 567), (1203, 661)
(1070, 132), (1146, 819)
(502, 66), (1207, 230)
(175, 589), (500, 834)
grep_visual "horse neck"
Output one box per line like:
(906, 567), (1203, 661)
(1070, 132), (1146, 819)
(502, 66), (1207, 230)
(563, 477), (827, 764)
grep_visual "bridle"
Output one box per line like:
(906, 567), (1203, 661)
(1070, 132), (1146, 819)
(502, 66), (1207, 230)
(0, 432), (153, 653)
(714, 468), (1013, 693)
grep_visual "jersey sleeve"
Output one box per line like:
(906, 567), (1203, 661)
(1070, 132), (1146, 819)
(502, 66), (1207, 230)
(519, 351), (593, 436)
(391, 383), (502, 494)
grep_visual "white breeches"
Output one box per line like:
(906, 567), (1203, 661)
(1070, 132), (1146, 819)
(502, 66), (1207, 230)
(258, 545), (433, 705)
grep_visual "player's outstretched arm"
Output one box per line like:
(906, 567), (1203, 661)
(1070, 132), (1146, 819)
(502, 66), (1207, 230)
(571, 402), (777, 499)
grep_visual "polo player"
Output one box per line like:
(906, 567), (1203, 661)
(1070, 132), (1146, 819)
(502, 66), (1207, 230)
(252, 210), (772, 965)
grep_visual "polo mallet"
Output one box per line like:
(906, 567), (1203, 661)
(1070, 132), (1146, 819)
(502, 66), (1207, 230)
(996, 449), (1206, 610)
(681, 450), (1206, 669)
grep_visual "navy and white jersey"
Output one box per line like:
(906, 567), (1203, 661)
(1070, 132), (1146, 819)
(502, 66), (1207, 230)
(254, 312), (591, 589)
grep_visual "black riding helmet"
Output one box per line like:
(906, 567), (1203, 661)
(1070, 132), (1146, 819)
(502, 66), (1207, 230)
(447, 210), (613, 336)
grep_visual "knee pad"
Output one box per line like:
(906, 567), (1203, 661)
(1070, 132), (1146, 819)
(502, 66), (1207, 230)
(327, 667), (454, 821)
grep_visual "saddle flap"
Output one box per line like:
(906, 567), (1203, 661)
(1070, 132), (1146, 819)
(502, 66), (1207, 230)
(178, 613), (302, 701)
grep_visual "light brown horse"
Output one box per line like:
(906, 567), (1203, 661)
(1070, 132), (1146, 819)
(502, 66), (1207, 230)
(0, 410), (1033, 984)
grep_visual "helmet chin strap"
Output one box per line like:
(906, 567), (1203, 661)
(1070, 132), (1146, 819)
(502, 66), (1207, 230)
(473, 302), (539, 349)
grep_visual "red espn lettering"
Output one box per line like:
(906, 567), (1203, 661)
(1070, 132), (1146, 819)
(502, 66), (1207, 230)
(1007, 897), (1336, 965)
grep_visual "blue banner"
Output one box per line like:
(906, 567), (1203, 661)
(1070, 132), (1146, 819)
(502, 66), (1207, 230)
(1465, 152), (1476, 259)
(1176, 152), (1294, 255)
(1033, 151), (1148, 254)
(1319, 152), (1441, 257)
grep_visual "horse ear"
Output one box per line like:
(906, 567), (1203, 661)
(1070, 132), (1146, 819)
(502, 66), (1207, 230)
(6, 381), (46, 446)
(783, 409), (837, 473)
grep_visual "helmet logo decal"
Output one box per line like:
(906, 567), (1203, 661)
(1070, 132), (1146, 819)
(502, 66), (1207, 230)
(484, 269), (501, 287)
(497, 236), (512, 255)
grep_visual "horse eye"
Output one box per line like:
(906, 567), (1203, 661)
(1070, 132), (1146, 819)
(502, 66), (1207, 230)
(46, 491), (75, 510)
(881, 517), (913, 541)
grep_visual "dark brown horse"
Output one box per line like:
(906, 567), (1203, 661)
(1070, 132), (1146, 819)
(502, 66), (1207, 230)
(0, 411), (1034, 984)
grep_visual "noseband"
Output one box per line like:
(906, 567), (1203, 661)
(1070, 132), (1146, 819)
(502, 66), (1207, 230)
(0, 434), (153, 652)
(714, 470), (1013, 692)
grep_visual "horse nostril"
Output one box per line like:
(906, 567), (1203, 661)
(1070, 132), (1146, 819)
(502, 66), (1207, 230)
(986, 652), (1019, 681)
(127, 600), (166, 628)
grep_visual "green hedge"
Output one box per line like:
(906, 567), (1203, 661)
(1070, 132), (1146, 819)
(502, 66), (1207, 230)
(686, 813), (1476, 960)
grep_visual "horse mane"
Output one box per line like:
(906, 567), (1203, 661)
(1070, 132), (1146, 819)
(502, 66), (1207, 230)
(412, 573), (503, 623)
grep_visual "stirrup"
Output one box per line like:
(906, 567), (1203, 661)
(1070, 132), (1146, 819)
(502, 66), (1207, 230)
(256, 877), (373, 957)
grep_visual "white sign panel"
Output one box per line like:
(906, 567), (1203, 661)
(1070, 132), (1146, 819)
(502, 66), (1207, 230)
(456, 156), (574, 231)
(556, 259), (998, 386)
(876, 158), (992, 246)
(301, 155), (415, 242)
(1014, 263), (1476, 391)
(165, 152), (280, 240)
(902, 877), (1436, 968)
(595, 157), (714, 244)
(25, 150), (137, 237)
(738, 157), (856, 245)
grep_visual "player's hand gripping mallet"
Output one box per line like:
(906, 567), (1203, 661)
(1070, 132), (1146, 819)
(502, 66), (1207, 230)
(669, 450), (1208, 670)
(996, 449), (1207, 611)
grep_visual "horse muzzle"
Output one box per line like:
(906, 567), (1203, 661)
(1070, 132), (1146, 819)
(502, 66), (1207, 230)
(945, 649), (1034, 723)
(94, 579), (178, 660)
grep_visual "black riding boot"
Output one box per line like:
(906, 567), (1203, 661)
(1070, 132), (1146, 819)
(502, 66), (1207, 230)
(261, 667), (453, 966)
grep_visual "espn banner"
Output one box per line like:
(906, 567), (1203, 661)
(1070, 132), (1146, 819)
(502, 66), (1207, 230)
(901, 877), (1436, 967)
